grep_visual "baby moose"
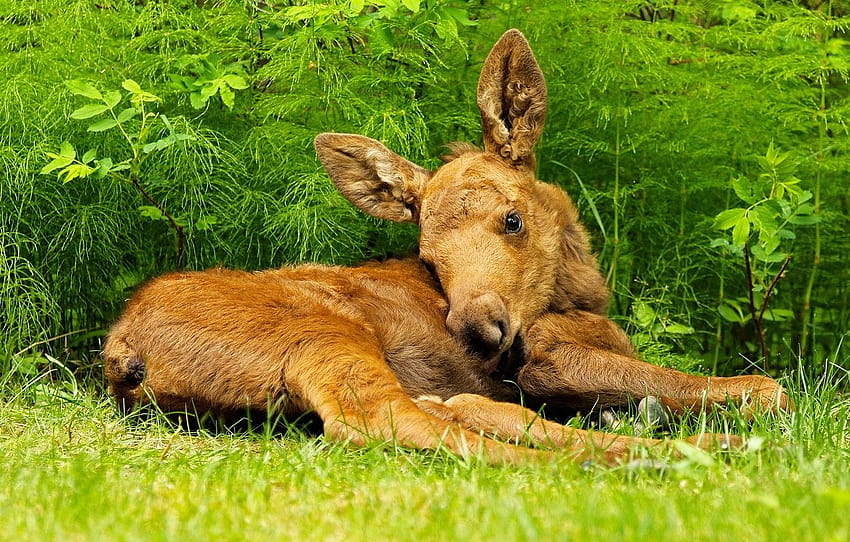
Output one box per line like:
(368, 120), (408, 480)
(104, 29), (787, 465)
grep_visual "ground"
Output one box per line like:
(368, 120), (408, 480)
(1, 377), (848, 542)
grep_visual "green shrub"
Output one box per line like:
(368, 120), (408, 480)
(1, 0), (847, 384)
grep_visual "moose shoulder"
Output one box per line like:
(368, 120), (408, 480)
(104, 29), (787, 465)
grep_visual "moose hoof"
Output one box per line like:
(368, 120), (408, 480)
(634, 396), (671, 435)
(414, 395), (459, 423)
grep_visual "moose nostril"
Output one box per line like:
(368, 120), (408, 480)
(446, 292), (512, 357)
(496, 318), (508, 347)
(473, 320), (505, 356)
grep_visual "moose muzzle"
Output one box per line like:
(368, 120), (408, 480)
(445, 291), (514, 362)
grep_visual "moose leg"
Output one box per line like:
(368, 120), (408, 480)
(520, 312), (788, 414)
(415, 393), (742, 455)
(282, 340), (563, 465)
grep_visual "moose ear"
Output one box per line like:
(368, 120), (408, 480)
(477, 29), (547, 171)
(314, 133), (431, 223)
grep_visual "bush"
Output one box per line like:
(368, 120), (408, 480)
(1, 0), (847, 384)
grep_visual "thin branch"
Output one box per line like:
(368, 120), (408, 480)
(743, 243), (770, 369)
(130, 174), (185, 269)
(758, 253), (792, 323)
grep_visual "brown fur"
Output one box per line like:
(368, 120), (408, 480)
(103, 30), (787, 465)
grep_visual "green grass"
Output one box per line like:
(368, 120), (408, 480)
(1, 371), (848, 542)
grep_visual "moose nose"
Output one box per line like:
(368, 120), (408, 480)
(446, 292), (512, 358)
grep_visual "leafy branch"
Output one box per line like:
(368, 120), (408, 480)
(42, 80), (198, 269)
(712, 143), (820, 369)
(169, 54), (250, 110)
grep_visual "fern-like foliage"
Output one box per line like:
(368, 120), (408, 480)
(0, 0), (848, 384)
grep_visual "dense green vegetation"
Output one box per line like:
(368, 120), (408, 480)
(1, 2), (848, 540)
(2, 0), (848, 380)
(3, 1), (848, 383)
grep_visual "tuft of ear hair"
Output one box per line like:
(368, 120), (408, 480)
(477, 29), (547, 171)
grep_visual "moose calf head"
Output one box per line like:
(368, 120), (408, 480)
(315, 30), (608, 367)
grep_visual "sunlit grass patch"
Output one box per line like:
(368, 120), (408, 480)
(1, 368), (848, 542)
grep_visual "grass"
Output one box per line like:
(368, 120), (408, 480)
(1, 366), (849, 542)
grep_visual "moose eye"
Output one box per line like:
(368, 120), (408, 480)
(504, 211), (523, 234)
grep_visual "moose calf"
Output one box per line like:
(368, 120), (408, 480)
(104, 30), (786, 465)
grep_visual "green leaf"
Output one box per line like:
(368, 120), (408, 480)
(402, 0), (420, 11)
(764, 141), (777, 162)
(763, 200), (783, 217)
(764, 252), (789, 263)
(104, 90), (122, 109)
(732, 216), (750, 246)
(797, 190), (813, 204)
(219, 84), (235, 109)
(41, 142), (76, 174)
(662, 323), (694, 335)
(200, 81), (220, 100)
(713, 208), (746, 230)
(795, 203), (815, 215)
(58, 141), (75, 159)
(222, 74), (249, 90)
(751, 245), (786, 263)
(672, 441), (716, 467)
(140, 91), (160, 104)
(88, 118), (119, 132)
(60, 163), (95, 183)
(189, 91), (206, 109)
(160, 114), (173, 133)
(138, 206), (163, 221)
(142, 133), (190, 154)
(195, 215), (218, 231)
(11, 354), (41, 377)
(93, 157), (113, 179)
(718, 303), (743, 323)
(70, 103), (109, 119)
(731, 176), (755, 204)
(349, 0), (364, 13)
(721, 4), (757, 21)
(117, 107), (138, 123)
(762, 235), (780, 256)
(434, 16), (458, 40)
(376, 0), (399, 18)
(122, 79), (143, 93)
(762, 309), (794, 322)
(65, 80), (102, 100)
(157, 134), (177, 149)
(444, 7), (477, 26)
(632, 301), (656, 329)
(123, 79), (160, 107)
(750, 205), (777, 236)
(81, 149), (96, 163)
(41, 155), (74, 175)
